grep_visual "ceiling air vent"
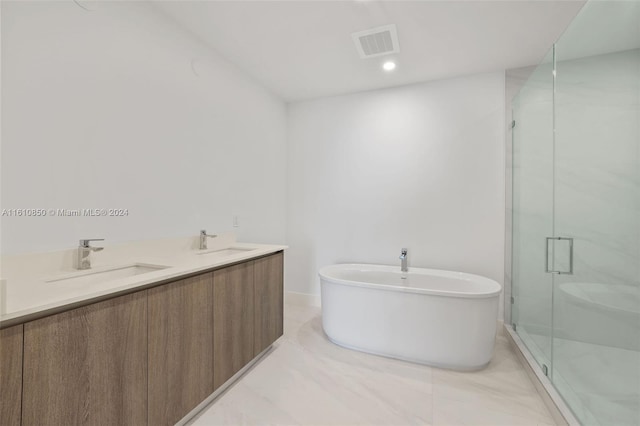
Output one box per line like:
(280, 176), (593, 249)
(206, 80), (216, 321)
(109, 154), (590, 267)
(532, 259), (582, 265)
(351, 24), (400, 59)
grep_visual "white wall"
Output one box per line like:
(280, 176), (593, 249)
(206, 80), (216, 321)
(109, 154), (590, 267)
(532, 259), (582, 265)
(286, 72), (506, 316)
(2, 2), (508, 318)
(1, 1), (287, 254)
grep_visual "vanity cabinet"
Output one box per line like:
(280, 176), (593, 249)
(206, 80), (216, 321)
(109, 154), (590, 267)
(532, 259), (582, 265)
(254, 251), (284, 356)
(213, 261), (255, 390)
(0, 325), (23, 426)
(1, 250), (284, 426)
(148, 273), (215, 426)
(22, 291), (148, 426)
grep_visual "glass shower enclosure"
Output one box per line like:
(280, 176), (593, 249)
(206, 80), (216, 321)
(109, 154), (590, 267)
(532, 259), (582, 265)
(511, 1), (640, 424)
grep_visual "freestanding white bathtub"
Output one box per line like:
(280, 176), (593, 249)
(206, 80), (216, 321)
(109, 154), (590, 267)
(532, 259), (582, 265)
(319, 264), (502, 370)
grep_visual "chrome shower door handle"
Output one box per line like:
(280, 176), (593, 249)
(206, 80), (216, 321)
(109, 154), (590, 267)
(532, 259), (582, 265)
(545, 236), (574, 275)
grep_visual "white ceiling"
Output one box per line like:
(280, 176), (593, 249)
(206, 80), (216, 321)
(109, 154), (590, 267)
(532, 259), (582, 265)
(155, 1), (586, 102)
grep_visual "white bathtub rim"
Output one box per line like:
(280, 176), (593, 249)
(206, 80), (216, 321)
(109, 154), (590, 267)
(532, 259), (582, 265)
(319, 263), (501, 299)
(325, 333), (491, 371)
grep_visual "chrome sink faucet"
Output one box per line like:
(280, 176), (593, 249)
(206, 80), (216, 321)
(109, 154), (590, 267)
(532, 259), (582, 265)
(399, 248), (408, 273)
(78, 239), (104, 270)
(199, 230), (218, 250)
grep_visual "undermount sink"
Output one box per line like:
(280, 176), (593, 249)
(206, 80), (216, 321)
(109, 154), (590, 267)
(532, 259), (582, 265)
(46, 263), (169, 286)
(196, 247), (254, 257)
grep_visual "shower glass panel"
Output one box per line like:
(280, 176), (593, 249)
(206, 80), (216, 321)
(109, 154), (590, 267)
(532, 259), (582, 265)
(552, 1), (640, 424)
(512, 0), (640, 424)
(511, 47), (555, 372)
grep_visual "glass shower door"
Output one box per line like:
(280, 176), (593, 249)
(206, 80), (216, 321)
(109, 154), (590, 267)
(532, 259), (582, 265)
(511, 48), (555, 373)
(512, 1), (640, 424)
(551, 1), (640, 424)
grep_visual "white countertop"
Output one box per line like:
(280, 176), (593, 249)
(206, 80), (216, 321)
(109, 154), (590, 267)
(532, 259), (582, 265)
(1, 235), (286, 326)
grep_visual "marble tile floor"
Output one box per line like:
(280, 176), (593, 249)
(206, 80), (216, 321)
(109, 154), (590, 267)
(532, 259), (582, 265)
(189, 301), (556, 426)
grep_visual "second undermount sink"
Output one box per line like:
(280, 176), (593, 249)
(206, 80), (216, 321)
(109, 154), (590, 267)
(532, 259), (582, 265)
(196, 247), (255, 257)
(46, 263), (169, 286)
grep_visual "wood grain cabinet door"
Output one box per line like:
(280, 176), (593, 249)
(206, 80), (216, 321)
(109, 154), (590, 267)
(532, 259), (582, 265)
(148, 273), (215, 426)
(213, 262), (255, 390)
(0, 324), (23, 426)
(22, 291), (147, 426)
(254, 252), (284, 356)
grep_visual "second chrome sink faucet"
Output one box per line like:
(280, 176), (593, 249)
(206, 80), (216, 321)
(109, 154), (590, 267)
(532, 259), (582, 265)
(78, 239), (104, 270)
(399, 248), (408, 273)
(200, 230), (218, 250)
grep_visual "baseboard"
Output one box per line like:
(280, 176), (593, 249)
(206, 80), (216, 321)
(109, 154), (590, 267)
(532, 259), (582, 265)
(285, 291), (321, 307)
(504, 325), (580, 426)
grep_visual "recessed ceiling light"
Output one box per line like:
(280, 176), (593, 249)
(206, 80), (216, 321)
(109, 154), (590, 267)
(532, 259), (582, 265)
(383, 61), (396, 71)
